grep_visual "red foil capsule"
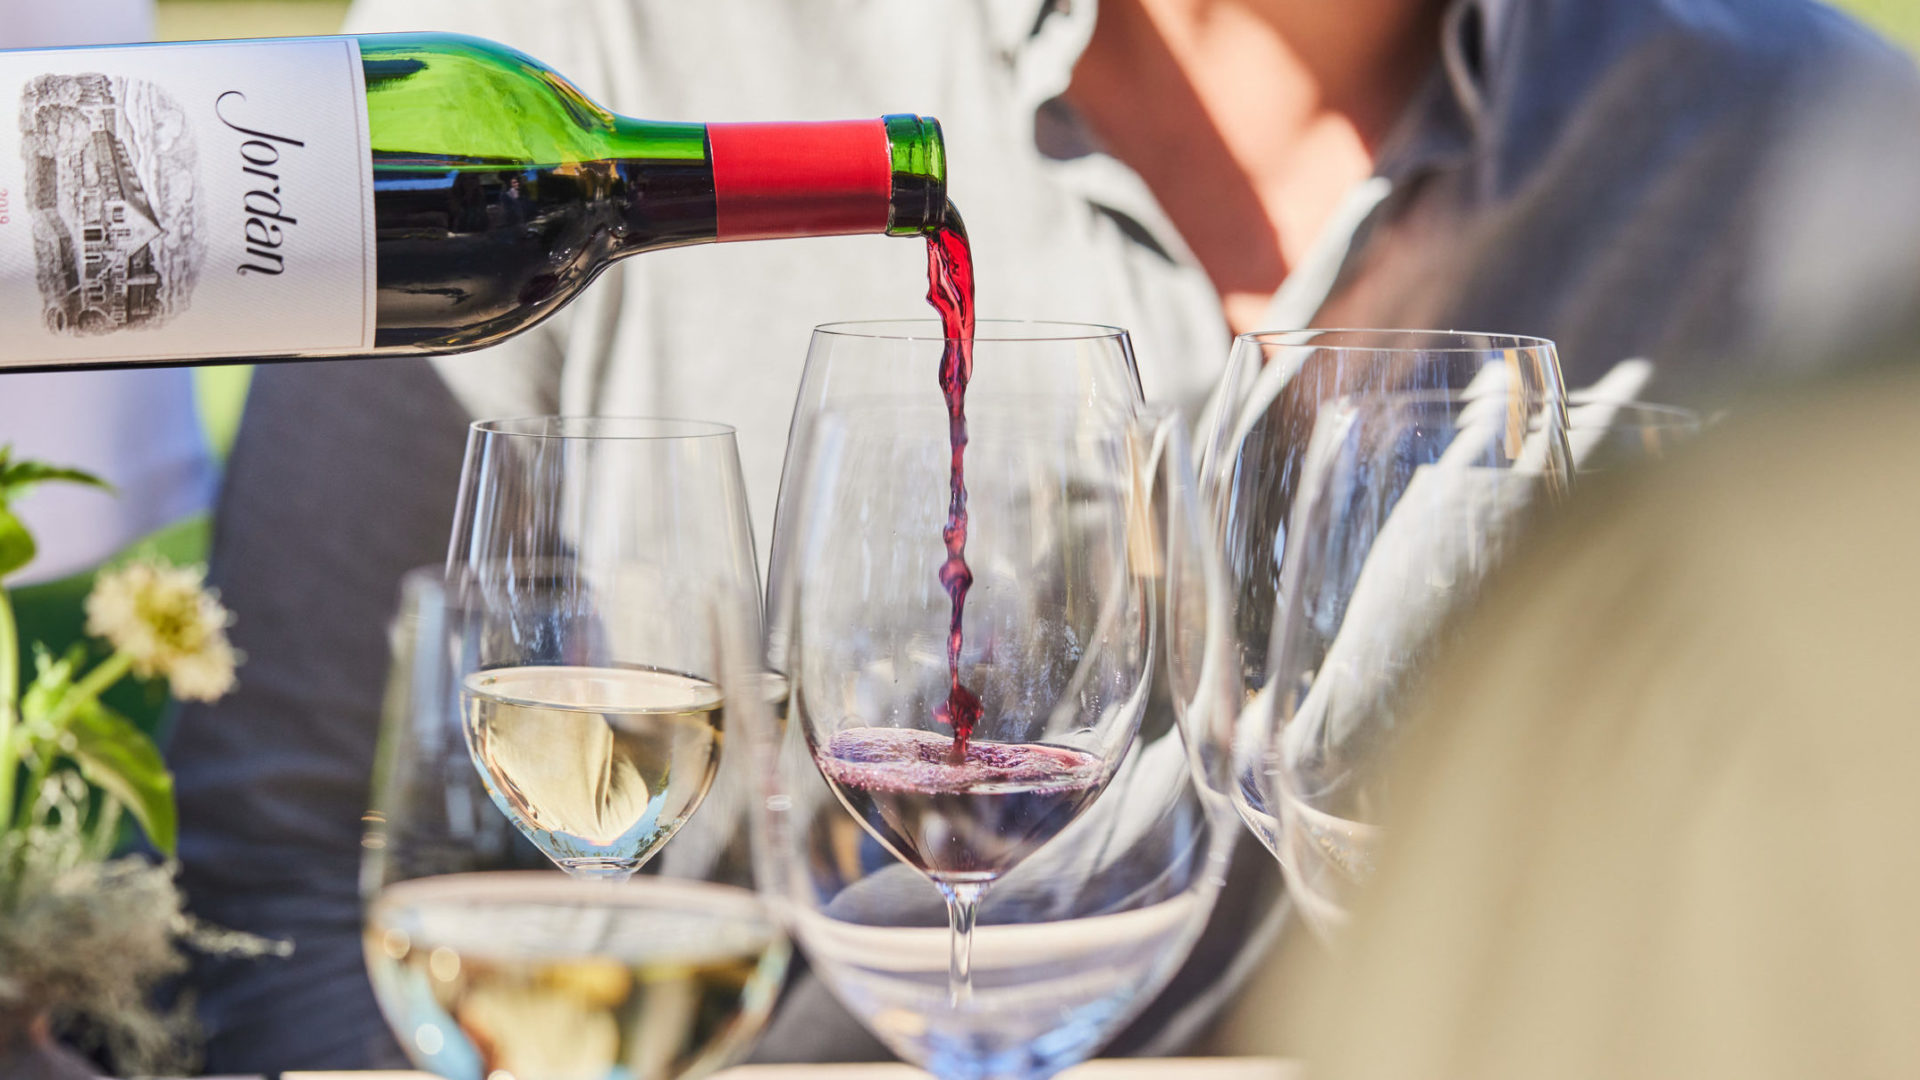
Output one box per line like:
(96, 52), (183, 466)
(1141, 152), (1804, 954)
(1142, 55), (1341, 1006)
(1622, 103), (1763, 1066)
(708, 119), (893, 241)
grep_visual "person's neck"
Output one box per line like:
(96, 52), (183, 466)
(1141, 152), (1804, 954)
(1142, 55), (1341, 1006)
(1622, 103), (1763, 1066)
(1067, 0), (1443, 335)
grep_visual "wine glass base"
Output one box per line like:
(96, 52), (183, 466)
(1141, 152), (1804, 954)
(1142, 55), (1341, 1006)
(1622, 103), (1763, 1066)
(560, 858), (639, 880)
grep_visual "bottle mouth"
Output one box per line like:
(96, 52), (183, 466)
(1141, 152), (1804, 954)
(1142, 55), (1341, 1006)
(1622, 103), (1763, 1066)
(883, 114), (947, 236)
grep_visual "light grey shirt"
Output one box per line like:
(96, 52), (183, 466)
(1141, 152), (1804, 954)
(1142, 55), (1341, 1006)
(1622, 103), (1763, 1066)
(168, 0), (1920, 1071)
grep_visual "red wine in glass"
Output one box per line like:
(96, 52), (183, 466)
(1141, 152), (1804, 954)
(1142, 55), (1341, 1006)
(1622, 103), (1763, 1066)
(816, 727), (1105, 882)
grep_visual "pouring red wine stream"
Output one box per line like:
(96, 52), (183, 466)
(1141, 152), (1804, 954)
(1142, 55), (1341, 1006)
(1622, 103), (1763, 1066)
(926, 209), (982, 757)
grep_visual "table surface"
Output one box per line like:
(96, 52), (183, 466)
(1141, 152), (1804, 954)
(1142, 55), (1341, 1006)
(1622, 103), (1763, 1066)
(284, 1059), (1300, 1080)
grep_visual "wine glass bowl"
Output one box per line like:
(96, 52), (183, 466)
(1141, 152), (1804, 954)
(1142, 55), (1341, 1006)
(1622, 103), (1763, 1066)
(765, 320), (1148, 1002)
(446, 417), (761, 880)
(1198, 331), (1567, 866)
(1247, 387), (1571, 932)
(1201, 330), (1567, 705)
(364, 872), (787, 1080)
(771, 319), (1148, 788)
(784, 403), (1152, 964)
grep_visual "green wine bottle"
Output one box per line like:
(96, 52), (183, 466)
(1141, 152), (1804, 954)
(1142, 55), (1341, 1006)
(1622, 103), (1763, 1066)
(0, 32), (947, 372)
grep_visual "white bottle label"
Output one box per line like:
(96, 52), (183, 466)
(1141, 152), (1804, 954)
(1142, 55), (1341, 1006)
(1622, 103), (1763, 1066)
(0, 37), (374, 369)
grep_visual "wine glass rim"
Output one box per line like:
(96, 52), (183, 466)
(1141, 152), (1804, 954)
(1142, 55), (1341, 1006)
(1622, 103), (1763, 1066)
(811, 318), (1130, 343)
(1236, 328), (1558, 353)
(469, 415), (738, 441)
(1564, 397), (1704, 425)
(1328, 386), (1565, 409)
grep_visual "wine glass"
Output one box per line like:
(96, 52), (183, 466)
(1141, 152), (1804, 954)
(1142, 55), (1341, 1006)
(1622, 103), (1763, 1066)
(1197, 330), (1566, 847)
(1242, 387), (1571, 933)
(755, 409), (1240, 1080)
(445, 417), (761, 879)
(362, 568), (790, 1080)
(763, 319), (1145, 1005)
(777, 399), (1149, 996)
(1566, 397), (1704, 473)
(1199, 330), (1567, 697)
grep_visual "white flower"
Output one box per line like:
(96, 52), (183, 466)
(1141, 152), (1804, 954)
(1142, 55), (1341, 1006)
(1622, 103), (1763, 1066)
(84, 560), (239, 702)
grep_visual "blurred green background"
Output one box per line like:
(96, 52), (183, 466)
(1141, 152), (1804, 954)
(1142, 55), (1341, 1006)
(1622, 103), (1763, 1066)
(1844, 0), (1920, 52)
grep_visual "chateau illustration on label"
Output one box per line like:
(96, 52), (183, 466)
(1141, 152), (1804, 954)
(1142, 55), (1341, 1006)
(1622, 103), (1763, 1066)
(19, 72), (205, 336)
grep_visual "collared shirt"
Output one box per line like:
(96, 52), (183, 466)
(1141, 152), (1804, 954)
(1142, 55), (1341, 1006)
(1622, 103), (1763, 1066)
(173, 0), (1920, 1072)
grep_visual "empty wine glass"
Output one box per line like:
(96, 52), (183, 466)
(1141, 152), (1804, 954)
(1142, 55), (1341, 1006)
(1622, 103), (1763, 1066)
(362, 568), (790, 1080)
(1198, 331), (1567, 850)
(755, 410), (1238, 1080)
(445, 417), (760, 879)
(1241, 387), (1571, 933)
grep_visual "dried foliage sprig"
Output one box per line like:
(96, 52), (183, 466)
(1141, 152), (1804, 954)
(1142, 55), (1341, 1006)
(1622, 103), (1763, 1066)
(0, 447), (276, 1074)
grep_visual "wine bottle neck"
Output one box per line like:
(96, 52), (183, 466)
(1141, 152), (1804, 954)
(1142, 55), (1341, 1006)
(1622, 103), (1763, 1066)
(696, 114), (946, 244)
(705, 118), (891, 240)
(598, 114), (946, 256)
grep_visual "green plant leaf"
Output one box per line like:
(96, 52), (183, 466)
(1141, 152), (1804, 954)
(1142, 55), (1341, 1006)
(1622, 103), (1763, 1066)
(0, 508), (34, 579)
(19, 643), (80, 723)
(65, 700), (176, 857)
(0, 460), (110, 499)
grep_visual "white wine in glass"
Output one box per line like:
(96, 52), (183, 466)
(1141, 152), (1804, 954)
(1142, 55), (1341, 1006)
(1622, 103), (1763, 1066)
(463, 666), (724, 879)
(366, 874), (787, 1080)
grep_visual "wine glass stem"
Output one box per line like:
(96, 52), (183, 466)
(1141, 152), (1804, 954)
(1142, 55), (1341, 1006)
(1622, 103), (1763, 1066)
(941, 881), (986, 1006)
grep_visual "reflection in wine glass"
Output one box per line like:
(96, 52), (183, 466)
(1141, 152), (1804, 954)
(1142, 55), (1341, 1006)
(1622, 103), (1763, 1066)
(362, 569), (790, 1080)
(758, 410), (1240, 1080)
(445, 417), (760, 879)
(1246, 388), (1571, 933)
